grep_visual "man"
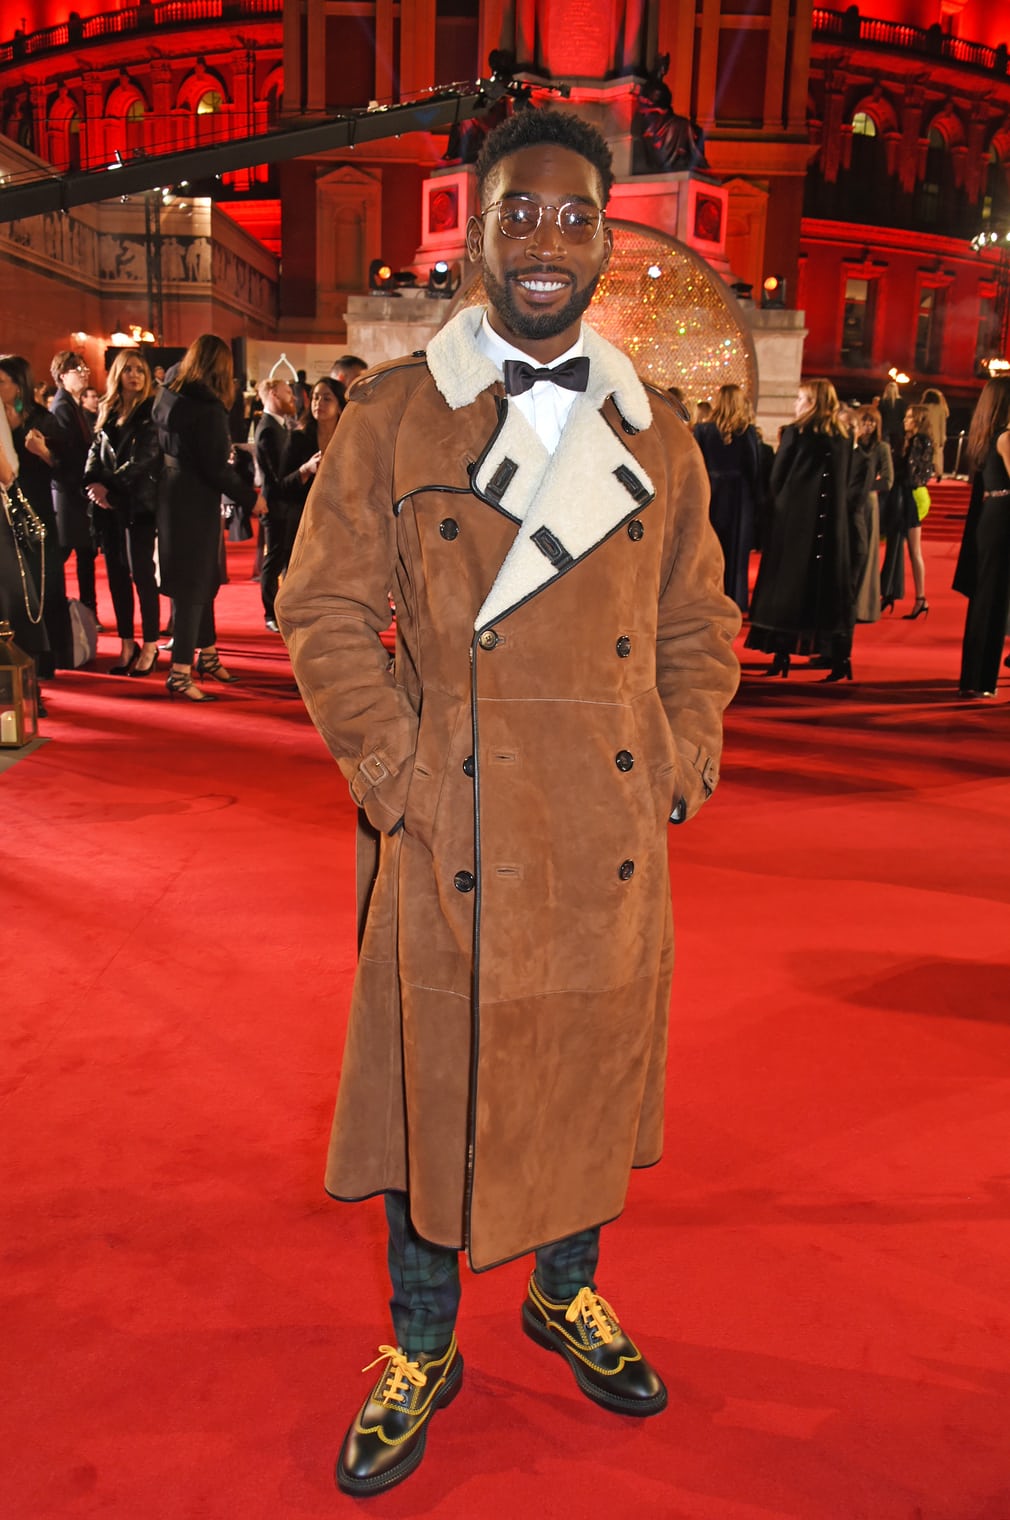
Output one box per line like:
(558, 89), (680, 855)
(329, 353), (367, 390)
(277, 109), (740, 1498)
(253, 376), (296, 631)
(79, 385), (101, 432)
(48, 351), (98, 618)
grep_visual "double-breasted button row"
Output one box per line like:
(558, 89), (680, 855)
(454, 870), (475, 893)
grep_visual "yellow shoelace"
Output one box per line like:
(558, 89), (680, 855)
(362, 1345), (427, 1406)
(565, 1288), (618, 1347)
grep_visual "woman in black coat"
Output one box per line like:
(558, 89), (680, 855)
(47, 351), (98, 617)
(0, 354), (72, 674)
(848, 405), (893, 625)
(273, 376), (343, 565)
(954, 377), (1010, 699)
(746, 378), (855, 681)
(880, 405), (933, 618)
(693, 383), (760, 612)
(85, 349), (162, 676)
(152, 335), (260, 703)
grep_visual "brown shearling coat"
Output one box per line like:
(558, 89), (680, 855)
(277, 309), (741, 1271)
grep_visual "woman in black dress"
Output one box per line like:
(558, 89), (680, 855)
(274, 376), (343, 565)
(693, 383), (759, 612)
(85, 349), (162, 676)
(746, 378), (855, 681)
(954, 377), (1010, 699)
(880, 405), (933, 618)
(152, 335), (260, 704)
(0, 354), (72, 674)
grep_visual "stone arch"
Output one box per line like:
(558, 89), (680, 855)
(924, 102), (966, 149)
(104, 76), (149, 162)
(847, 88), (898, 137)
(47, 84), (82, 170)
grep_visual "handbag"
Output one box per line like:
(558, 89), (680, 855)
(0, 481), (45, 624)
(912, 485), (931, 522)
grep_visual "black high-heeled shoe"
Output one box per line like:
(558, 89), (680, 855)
(903, 597), (929, 620)
(196, 649), (238, 684)
(766, 651), (790, 678)
(823, 659), (853, 683)
(131, 647), (159, 677)
(166, 671), (218, 703)
(880, 597), (895, 615)
(109, 642), (139, 675)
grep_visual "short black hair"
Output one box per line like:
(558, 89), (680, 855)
(475, 109), (614, 207)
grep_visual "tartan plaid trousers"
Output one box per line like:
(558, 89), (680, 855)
(385, 1190), (602, 1356)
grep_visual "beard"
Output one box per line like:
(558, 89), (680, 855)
(482, 264), (602, 343)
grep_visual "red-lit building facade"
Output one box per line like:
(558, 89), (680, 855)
(0, 0), (1007, 418)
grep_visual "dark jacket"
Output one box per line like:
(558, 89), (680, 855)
(84, 396), (161, 521)
(748, 424), (854, 644)
(152, 380), (257, 602)
(253, 411), (290, 516)
(48, 387), (92, 550)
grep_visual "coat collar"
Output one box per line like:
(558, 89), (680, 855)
(426, 306), (654, 434)
(425, 309), (657, 630)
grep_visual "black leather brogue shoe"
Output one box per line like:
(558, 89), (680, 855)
(335, 1336), (463, 1497)
(522, 1275), (667, 1417)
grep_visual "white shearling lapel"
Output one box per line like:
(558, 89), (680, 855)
(424, 306), (658, 629)
(474, 395), (655, 630)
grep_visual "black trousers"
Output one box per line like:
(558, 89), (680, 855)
(384, 1190), (601, 1357)
(99, 513), (160, 644)
(260, 511), (288, 621)
(959, 497), (1010, 693)
(62, 542), (97, 614)
(172, 598), (216, 669)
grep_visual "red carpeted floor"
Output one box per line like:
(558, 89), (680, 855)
(3, 533), (1010, 1520)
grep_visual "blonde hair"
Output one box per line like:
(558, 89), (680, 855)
(97, 349), (152, 432)
(171, 333), (234, 408)
(709, 383), (751, 443)
(795, 378), (847, 436)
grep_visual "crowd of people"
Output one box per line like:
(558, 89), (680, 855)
(0, 335), (1007, 715)
(683, 375), (1010, 694)
(0, 343), (365, 711)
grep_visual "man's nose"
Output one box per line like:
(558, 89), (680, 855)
(526, 207), (566, 260)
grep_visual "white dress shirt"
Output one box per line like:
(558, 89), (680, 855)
(475, 312), (585, 457)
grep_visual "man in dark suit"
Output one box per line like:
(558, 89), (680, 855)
(253, 377), (296, 632)
(48, 351), (97, 617)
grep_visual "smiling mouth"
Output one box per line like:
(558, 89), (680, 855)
(511, 272), (572, 296)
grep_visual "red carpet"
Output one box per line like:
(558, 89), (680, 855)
(3, 532), (1009, 1520)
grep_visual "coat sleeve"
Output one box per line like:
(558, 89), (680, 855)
(654, 426), (742, 821)
(194, 403), (258, 510)
(275, 389), (418, 835)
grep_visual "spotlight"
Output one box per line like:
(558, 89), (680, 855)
(730, 280), (754, 304)
(760, 274), (786, 309)
(369, 258), (395, 293)
(427, 260), (458, 298)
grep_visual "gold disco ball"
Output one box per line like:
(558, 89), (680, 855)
(452, 221), (757, 404)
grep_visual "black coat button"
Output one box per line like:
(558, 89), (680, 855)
(462, 755), (475, 778)
(615, 750), (634, 772)
(616, 635), (631, 658)
(618, 860), (635, 881)
(478, 629), (499, 650)
(454, 870), (475, 892)
(627, 520), (644, 541)
(439, 518), (459, 540)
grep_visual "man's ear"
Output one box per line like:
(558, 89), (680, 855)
(600, 222), (614, 275)
(465, 216), (484, 263)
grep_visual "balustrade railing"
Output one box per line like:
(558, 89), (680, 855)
(0, 0), (279, 65)
(812, 8), (1007, 76)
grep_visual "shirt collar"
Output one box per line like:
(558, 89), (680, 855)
(477, 310), (584, 374)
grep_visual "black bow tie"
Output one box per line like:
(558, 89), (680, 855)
(502, 356), (590, 397)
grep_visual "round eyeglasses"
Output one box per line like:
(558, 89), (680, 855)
(481, 197), (605, 245)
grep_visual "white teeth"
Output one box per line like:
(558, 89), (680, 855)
(519, 279), (566, 292)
